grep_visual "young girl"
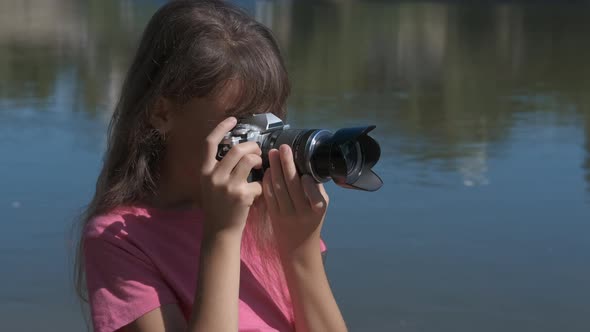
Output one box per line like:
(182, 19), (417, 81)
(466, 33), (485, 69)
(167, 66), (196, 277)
(73, 1), (347, 331)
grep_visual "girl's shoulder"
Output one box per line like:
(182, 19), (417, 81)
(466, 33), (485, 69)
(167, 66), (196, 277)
(84, 204), (204, 243)
(84, 205), (148, 239)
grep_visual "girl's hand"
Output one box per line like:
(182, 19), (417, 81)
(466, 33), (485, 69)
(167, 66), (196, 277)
(199, 117), (264, 236)
(263, 144), (329, 262)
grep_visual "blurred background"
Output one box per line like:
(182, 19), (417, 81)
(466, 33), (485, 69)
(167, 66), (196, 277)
(1, 0), (590, 331)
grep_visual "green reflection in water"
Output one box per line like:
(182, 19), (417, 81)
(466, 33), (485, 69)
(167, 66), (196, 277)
(257, 1), (590, 186)
(5, 0), (589, 184)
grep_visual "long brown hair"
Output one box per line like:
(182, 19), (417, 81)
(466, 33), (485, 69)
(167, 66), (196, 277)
(71, 0), (291, 321)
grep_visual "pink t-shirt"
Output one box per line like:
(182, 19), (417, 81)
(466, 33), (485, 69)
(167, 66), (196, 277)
(83, 205), (327, 332)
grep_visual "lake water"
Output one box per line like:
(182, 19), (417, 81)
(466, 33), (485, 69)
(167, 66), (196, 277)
(1, 0), (590, 331)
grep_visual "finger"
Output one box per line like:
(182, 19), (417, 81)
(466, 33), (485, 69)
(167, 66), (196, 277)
(246, 181), (263, 201)
(269, 148), (294, 214)
(231, 154), (262, 182)
(263, 168), (279, 216)
(316, 178), (328, 199)
(279, 145), (307, 210)
(203, 117), (237, 173)
(301, 174), (328, 213)
(217, 141), (261, 176)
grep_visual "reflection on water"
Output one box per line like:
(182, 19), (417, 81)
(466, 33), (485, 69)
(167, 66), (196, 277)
(1, 0), (590, 331)
(3, 0), (590, 186)
(0, 0), (159, 119)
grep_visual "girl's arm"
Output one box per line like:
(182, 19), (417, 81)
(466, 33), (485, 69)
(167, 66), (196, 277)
(282, 247), (347, 332)
(263, 145), (348, 332)
(187, 229), (243, 331)
(188, 117), (263, 331)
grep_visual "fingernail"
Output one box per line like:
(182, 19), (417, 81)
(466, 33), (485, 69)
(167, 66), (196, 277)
(226, 116), (237, 124)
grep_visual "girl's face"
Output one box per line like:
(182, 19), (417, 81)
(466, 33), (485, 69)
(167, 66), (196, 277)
(155, 81), (242, 204)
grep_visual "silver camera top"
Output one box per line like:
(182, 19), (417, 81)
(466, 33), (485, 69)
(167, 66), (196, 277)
(217, 113), (290, 159)
(234, 113), (288, 133)
(223, 113), (289, 141)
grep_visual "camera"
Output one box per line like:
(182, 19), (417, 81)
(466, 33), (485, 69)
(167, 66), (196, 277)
(216, 113), (383, 191)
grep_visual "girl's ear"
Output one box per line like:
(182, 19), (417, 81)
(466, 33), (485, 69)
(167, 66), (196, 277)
(149, 97), (175, 134)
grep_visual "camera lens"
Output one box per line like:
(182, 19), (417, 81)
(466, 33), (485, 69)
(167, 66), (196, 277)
(262, 126), (382, 191)
(340, 140), (362, 175)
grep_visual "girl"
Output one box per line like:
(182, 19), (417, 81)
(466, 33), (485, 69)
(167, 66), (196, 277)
(73, 1), (347, 331)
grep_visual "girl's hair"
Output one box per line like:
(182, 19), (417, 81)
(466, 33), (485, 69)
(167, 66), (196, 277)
(71, 0), (291, 323)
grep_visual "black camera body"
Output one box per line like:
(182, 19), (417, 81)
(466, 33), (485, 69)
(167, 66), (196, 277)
(216, 113), (382, 191)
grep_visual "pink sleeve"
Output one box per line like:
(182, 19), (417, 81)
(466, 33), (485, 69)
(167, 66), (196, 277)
(320, 237), (327, 252)
(84, 231), (177, 332)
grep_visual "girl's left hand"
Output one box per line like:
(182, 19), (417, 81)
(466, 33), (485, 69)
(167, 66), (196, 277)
(262, 144), (329, 262)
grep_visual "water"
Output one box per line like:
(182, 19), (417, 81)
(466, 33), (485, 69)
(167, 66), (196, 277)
(1, 0), (590, 331)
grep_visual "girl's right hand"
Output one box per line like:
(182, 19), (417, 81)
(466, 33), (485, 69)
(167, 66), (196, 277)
(199, 117), (263, 236)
